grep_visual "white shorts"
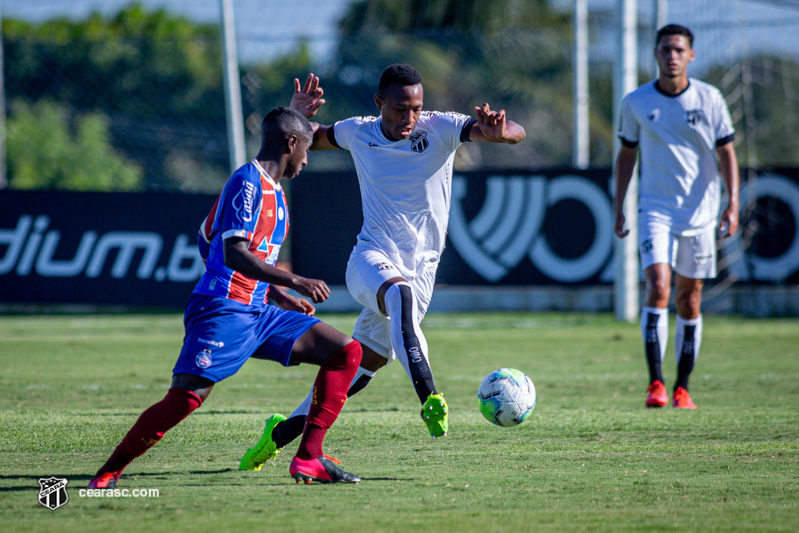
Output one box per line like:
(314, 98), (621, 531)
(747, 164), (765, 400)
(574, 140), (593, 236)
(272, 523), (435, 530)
(346, 246), (437, 361)
(638, 217), (717, 279)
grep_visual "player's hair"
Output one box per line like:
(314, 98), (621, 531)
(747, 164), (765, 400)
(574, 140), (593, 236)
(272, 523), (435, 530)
(378, 64), (423, 95)
(656, 24), (693, 47)
(260, 106), (313, 148)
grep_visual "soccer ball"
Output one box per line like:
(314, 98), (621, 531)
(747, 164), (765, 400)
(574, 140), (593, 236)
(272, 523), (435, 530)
(477, 368), (536, 427)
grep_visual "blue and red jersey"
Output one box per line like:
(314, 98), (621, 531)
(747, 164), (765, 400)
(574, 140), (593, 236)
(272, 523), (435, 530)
(194, 160), (289, 306)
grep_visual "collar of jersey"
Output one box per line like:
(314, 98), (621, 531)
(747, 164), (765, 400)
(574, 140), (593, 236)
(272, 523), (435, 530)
(375, 116), (407, 143)
(251, 159), (281, 190)
(654, 79), (691, 98)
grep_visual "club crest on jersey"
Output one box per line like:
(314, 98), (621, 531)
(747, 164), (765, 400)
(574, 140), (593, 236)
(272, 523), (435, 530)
(38, 477), (69, 511)
(685, 109), (707, 126)
(410, 131), (429, 153)
(196, 349), (212, 369)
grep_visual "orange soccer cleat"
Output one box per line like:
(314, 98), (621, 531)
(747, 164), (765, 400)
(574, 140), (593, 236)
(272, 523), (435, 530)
(672, 386), (697, 409)
(645, 380), (668, 408)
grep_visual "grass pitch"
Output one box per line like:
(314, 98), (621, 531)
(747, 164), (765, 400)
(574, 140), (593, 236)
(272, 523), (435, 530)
(1, 312), (797, 532)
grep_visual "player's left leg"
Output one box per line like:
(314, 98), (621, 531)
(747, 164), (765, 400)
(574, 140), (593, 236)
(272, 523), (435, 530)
(259, 344), (386, 459)
(672, 275), (703, 409)
(285, 322), (362, 483)
(671, 228), (715, 409)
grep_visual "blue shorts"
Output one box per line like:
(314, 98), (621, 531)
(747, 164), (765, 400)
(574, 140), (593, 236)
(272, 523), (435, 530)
(172, 293), (320, 382)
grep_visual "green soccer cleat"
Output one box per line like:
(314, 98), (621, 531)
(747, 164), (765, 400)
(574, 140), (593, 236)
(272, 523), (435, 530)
(420, 392), (448, 438)
(239, 414), (287, 471)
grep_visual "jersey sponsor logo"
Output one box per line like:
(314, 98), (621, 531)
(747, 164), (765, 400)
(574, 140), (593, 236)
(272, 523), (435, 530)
(694, 253), (713, 264)
(266, 209), (274, 218)
(375, 262), (396, 271)
(233, 181), (256, 223)
(685, 109), (707, 126)
(195, 349), (213, 369)
(410, 131), (429, 153)
(199, 338), (224, 348)
(38, 477), (69, 511)
(368, 142), (379, 147)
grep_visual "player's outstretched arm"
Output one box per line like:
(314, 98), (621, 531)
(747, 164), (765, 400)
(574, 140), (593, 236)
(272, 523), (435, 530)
(469, 103), (526, 144)
(224, 237), (331, 303)
(290, 73), (325, 118)
(289, 73), (339, 151)
(613, 145), (638, 239)
(717, 141), (740, 238)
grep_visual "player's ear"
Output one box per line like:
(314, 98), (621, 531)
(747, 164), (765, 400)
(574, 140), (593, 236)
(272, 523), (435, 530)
(374, 93), (383, 112)
(287, 134), (299, 153)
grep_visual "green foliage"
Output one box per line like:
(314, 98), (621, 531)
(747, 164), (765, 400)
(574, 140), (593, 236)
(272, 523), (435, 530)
(1, 312), (797, 531)
(6, 99), (142, 191)
(3, 3), (228, 191)
(326, 0), (613, 169)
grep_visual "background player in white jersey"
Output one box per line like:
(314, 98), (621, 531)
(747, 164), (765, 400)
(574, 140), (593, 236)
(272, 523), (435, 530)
(238, 64), (524, 465)
(614, 25), (740, 409)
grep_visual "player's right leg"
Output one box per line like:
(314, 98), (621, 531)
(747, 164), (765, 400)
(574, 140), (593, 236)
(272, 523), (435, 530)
(88, 294), (259, 488)
(639, 219), (676, 408)
(88, 374), (211, 489)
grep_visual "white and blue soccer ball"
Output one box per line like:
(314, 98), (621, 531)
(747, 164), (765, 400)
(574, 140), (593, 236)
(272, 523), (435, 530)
(477, 368), (536, 427)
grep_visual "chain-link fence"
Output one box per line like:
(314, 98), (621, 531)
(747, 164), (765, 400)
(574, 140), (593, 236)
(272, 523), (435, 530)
(3, 0), (798, 193)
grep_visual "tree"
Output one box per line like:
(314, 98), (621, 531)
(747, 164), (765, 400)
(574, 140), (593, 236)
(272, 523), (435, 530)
(316, 0), (614, 169)
(3, 4), (228, 190)
(7, 100), (142, 190)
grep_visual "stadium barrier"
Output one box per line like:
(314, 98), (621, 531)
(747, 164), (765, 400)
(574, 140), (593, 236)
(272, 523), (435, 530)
(2, 169), (798, 315)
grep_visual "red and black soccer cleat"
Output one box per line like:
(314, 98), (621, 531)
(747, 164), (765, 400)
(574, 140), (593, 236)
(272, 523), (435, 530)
(87, 472), (117, 489)
(289, 456), (360, 484)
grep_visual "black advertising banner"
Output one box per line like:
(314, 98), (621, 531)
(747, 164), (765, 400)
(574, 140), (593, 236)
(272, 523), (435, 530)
(0, 190), (216, 306)
(3, 168), (799, 307)
(291, 168), (799, 286)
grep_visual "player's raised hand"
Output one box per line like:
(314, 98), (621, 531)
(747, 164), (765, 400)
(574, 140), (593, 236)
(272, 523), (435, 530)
(290, 73), (325, 118)
(292, 275), (331, 303)
(475, 103), (507, 141)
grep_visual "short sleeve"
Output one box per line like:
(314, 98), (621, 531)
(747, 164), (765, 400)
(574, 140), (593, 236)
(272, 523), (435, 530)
(713, 89), (735, 145)
(332, 116), (369, 151)
(428, 112), (475, 151)
(216, 167), (262, 242)
(617, 95), (639, 147)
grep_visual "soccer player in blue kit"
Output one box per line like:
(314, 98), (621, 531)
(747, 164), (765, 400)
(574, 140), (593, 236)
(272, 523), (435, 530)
(238, 64), (526, 469)
(88, 107), (363, 487)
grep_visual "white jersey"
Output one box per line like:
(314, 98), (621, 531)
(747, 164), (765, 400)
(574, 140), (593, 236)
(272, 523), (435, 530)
(332, 111), (475, 280)
(618, 78), (735, 235)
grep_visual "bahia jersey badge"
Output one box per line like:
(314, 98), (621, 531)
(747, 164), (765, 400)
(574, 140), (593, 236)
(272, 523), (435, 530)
(194, 160), (288, 306)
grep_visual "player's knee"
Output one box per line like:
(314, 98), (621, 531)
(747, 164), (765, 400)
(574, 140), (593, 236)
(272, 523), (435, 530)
(323, 339), (362, 370)
(646, 277), (671, 303)
(385, 281), (415, 317)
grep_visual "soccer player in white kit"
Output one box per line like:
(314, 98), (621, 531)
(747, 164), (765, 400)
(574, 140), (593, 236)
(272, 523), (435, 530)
(237, 64), (525, 468)
(614, 25), (740, 409)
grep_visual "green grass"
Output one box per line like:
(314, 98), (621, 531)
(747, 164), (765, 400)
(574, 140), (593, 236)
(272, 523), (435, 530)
(1, 312), (797, 532)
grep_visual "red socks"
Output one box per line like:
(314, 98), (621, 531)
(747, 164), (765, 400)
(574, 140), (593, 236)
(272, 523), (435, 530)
(296, 341), (362, 460)
(94, 387), (202, 479)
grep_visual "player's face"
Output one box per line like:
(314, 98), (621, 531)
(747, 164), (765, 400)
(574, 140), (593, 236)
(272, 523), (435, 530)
(285, 135), (311, 180)
(654, 35), (694, 78)
(375, 83), (424, 141)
